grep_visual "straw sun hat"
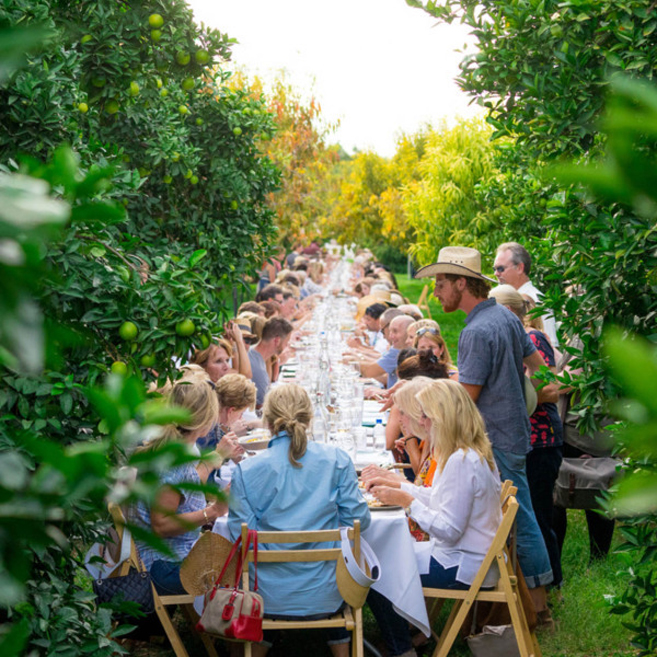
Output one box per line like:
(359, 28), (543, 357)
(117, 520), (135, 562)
(180, 532), (238, 595)
(414, 246), (496, 283)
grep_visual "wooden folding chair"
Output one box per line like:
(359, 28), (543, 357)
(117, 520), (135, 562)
(421, 494), (542, 657)
(107, 503), (219, 657)
(239, 521), (365, 657)
(416, 284), (432, 319)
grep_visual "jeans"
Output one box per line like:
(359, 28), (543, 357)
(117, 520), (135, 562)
(493, 448), (553, 588)
(150, 559), (186, 595)
(420, 560), (468, 590)
(367, 589), (413, 656)
(526, 445), (563, 588)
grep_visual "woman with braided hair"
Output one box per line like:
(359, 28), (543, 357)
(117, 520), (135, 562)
(228, 384), (371, 657)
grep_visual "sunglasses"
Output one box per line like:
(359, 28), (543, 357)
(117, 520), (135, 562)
(416, 327), (440, 337)
(494, 264), (513, 273)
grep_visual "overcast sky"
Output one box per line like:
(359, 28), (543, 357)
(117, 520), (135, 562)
(187, 0), (481, 157)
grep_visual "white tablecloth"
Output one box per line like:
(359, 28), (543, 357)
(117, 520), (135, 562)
(205, 509), (431, 637)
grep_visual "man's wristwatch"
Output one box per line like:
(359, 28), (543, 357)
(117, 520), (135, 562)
(404, 503), (413, 518)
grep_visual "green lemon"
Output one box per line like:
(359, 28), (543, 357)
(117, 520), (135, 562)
(176, 319), (196, 336)
(178, 105), (189, 115)
(230, 200), (239, 210)
(195, 117), (204, 126)
(156, 77), (163, 89)
(148, 13), (164, 29)
(232, 127), (242, 137)
(151, 29), (162, 42)
(190, 175), (199, 185)
(163, 174), (173, 184)
(129, 81), (140, 96)
(91, 76), (106, 88)
(200, 333), (211, 349)
(181, 77), (195, 91)
(81, 34), (93, 44)
(159, 88), (169, 97)
(176, 51), (191, 66)
(105, 99), (120, 114)
(111, 361), (128, 376)
(140, 354), (157, 367)
(195, 49), (210, 64)
(118, 321), (138, 341)
(78, 102), (89, 113)
(184, 168), (193, 179)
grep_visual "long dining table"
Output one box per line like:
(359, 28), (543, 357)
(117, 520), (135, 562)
(194, 258), (432, 636)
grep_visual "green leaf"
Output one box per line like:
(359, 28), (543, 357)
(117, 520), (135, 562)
(188, 249), (208, 267)
(604, 328), (657, 416)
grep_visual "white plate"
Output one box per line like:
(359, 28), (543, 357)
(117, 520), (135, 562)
(238, 432), (271, 450)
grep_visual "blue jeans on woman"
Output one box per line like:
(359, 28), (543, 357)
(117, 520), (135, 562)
(367, 560), (466, 656)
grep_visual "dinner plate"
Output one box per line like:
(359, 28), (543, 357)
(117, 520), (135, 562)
(368, 504), (403, 511)
(238, 431), (271, 450)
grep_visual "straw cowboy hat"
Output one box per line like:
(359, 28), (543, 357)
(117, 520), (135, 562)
(180, 532), (238, 595)
(414, 246), (496, 283)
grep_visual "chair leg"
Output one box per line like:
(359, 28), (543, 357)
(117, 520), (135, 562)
(352, 607), (364, 657)
(153, 594), (190, 657)
(496, 555), (534, 657)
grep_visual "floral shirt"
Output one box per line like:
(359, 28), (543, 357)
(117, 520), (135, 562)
(527, 330), (563, 449)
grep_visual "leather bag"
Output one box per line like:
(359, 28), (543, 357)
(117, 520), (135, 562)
(92, 568), (154, 615)
(196, 530), (264, 642)
(553, 456), (619, 510)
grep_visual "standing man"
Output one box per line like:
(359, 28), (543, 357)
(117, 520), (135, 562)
(247, 317), (293, 409)
(494, 241), (559, 346)
(416, 246), (555, 621)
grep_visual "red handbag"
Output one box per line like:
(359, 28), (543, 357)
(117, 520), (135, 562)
(196, 530), (264, 643)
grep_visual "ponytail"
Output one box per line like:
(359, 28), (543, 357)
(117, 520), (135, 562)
(262, 384), (312, 468)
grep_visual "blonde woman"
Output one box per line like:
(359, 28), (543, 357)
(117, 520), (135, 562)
(371, 380), (502, 588)
(132, 375), (227, 595)
(228, 384), (370, 657)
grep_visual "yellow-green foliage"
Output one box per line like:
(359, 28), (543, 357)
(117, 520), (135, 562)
(403, 117), (501, 266)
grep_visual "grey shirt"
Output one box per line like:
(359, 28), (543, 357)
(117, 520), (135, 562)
(457, 299), (536, 454)
(248, 347), (270, 407)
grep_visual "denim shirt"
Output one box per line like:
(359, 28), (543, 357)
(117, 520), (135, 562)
(228, 431), (371, 616)
(458, 299), (536, 454)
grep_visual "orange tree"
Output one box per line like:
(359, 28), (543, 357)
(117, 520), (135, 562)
(0, 1), (279, 653)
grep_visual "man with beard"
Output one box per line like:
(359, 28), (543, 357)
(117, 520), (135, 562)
(415, 246), (556, 623)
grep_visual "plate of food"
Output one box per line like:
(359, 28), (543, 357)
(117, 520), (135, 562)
(238, 429), (271, 451)
(361, 489), (402, 511)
